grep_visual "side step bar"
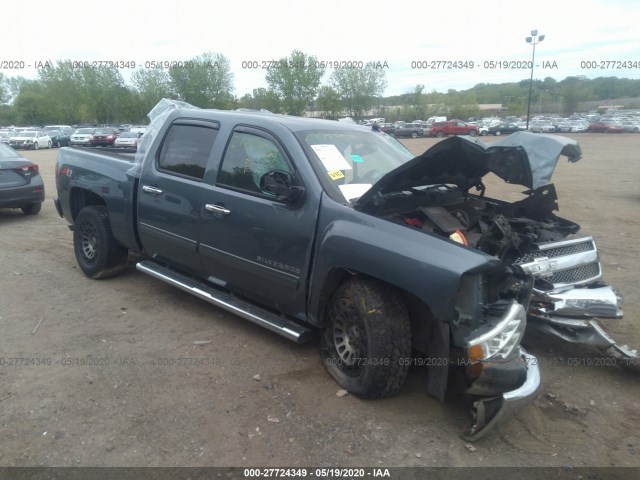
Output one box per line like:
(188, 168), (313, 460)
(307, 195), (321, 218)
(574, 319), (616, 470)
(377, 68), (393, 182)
(136, 261), (315, 344)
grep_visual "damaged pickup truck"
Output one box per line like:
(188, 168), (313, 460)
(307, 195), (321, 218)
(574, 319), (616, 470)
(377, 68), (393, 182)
(53, 100), (634, 441)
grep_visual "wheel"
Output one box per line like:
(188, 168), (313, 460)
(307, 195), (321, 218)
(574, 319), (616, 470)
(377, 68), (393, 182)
(436, 131), (444, 138)
(73, 205), (128, 279)
(495, 130), (501, 136)
(33, 141), (39, 150)
(320, 278), (412, 399)
(410, 131), (418, 139)
(47, 141), (52, 149)
(480, 130), (488, 136)
(21, 203), (41, 215)
(469, 130), (477, 137)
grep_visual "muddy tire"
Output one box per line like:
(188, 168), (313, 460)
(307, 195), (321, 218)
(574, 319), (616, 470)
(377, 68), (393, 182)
(320, 278), (411, 399)
(73, 205), (128, 279)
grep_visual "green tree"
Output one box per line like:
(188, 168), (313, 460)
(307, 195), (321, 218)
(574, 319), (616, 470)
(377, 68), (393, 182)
(13, 81), (57, 125)
(169, 52), (234, 108)
(329, 65), (387, 119)
(132, 68), (174, 113)
(265, 50), (325, 116)
(316, 86), (342, 119)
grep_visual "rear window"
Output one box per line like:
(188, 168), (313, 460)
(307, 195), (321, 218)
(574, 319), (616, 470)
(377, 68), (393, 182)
(157, 123), (219, 180)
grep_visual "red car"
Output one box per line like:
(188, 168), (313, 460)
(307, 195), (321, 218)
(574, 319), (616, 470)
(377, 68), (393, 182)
(588, 122), (624, 133)
(89, 128), (120, 146)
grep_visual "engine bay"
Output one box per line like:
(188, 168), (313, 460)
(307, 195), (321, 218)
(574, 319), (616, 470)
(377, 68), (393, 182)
(383, 182), (581, 267)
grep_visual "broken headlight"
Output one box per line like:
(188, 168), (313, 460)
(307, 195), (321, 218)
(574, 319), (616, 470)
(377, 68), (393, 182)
(466, 301), (527, 362)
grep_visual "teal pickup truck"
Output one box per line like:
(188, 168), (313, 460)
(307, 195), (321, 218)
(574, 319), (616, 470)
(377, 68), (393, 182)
(54, 101), (630, 440)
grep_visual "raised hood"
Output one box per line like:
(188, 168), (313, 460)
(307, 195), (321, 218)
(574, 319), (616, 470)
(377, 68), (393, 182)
(355, 131), (581, 211)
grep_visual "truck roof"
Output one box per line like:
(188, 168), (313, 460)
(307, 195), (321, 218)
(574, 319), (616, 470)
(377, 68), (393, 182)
(169, 108), (371, 134)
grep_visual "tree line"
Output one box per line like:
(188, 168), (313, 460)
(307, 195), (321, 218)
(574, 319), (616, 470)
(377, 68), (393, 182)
(1, 49), (639, 126)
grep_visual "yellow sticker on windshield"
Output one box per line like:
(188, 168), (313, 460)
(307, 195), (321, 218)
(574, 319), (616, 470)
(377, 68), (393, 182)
(328, 170), (345, 180)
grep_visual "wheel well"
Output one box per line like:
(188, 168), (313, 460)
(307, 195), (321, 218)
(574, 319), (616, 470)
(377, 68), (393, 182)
(317, 269), (438, 352)
(70, 188), (106, 221)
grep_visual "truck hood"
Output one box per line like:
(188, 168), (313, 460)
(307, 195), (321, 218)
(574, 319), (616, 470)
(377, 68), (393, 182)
(355, 132), (581, 210)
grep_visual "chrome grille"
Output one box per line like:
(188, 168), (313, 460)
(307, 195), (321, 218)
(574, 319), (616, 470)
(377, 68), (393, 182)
(548, 262), (601, 285)
(515, 237), (602, 288)
(515, 238), (595, 264)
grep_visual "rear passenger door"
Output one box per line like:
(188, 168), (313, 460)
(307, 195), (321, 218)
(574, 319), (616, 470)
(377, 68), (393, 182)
(137, 119), (219, 273)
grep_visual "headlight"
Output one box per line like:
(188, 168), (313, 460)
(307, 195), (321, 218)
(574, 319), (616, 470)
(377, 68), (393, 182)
(467, 301), (526, 362)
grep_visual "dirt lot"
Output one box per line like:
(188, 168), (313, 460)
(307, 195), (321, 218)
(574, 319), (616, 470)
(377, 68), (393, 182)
(1, 133), (639, 468)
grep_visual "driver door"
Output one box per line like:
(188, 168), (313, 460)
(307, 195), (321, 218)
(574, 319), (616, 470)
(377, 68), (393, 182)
(198, 127), (319, 317)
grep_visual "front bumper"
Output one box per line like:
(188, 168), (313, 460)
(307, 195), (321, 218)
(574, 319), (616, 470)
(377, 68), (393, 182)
(462, 349), (540, 441)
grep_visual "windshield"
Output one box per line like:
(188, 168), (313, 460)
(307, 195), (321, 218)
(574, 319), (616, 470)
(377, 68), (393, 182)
(119, 132), (137, 138)
(75, 128), (94, 134)
(296, 129), (414, 202)
(19, 132), (37, 138)
(94, 129), (113, 134)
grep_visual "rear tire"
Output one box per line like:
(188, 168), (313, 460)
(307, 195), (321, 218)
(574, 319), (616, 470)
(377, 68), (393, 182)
(436, 131), (444, 138)
(21, 203), (41, 215)
(320, 278), (412, 399)
(469, 130), (477, 137)
(73, 205), (128, 279)
(411, 131), (418, 139)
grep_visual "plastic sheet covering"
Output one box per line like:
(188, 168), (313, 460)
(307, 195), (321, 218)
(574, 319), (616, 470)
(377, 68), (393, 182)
(127, 98), (201, 177)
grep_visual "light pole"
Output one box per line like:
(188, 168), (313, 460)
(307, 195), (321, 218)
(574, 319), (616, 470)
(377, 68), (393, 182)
(525, 30), (545, 129)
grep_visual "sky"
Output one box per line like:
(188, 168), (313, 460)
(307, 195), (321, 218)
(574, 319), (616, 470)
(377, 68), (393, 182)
(2, 0), (640, 98)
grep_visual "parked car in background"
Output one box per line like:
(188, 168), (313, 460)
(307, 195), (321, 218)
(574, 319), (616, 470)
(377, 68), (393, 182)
(89, 128), (120, 147)
(392, 123), (424, 138)
(129, 125), (148, 137)
(44, 125), (74, 137)
(113, 131), (140, 149)
(488, 123), (521, 136)
(70, 128), (95, 146)
(589, 122), (624, 133)
(530, 122), (557, 133)
(0, 129), (14, 144)
(430, 120), (478, 137)
(377, 123), (397, 135)
(8, 131), (52, 150)
(46, 129), (71, 147)
(570, 121), (589, 133)
(0, 143), (44, 214)
(620, 121), (640, 133)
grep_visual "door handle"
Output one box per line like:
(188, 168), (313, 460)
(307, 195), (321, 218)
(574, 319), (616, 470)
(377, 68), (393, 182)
(205, 204), (231, 215)
(142, 185), (163, 195)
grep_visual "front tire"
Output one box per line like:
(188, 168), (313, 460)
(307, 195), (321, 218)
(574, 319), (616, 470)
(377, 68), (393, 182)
(495, 130), (502, 136)
(411, 131), (418, 139)
(436, 131), (444, 138)
(73, 206), (128, 279)
(320, 278), (412, 399)
(469, 130), (477, 137)
(47, 141), (52, 149)
(33, 142), (39, 150)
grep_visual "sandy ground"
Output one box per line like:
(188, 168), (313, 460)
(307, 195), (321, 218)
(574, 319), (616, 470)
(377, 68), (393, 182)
(0, 133), (638, 468)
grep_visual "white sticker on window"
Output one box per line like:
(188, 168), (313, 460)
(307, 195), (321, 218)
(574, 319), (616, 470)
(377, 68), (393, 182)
(338, 183), (372, 202)
(311, 144), (352, 171)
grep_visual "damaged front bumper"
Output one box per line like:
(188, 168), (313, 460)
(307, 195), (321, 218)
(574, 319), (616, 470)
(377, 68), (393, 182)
(462, 349), (540, 442)
(517, 236), (638, 367)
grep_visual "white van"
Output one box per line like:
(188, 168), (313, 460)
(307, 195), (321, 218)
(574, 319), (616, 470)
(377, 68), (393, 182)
(425, 116), (447, 125)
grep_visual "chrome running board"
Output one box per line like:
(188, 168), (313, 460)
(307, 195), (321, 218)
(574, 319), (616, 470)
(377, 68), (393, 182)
(136, 261), (314, 344)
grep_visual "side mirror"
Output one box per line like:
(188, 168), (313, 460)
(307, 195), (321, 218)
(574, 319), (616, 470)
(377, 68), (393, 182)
(259, 170), (304, 204)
